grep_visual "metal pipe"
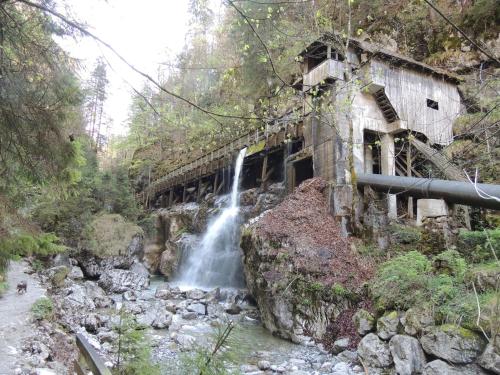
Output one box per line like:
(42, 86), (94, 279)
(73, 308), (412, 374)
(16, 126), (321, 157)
(357, 174), (500, 210)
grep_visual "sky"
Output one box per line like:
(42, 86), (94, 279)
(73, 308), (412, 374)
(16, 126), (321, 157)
(56, 0), (191, 136)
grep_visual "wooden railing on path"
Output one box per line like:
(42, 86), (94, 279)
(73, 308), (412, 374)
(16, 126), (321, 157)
(74, 333), (112, 375)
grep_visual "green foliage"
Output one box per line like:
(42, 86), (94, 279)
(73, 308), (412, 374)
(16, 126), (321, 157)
(371, 251), (432, 310)
(113, 314), (160, 375)
(31, 297), (54, 321)
(0, 232), (66, 259)
(457, 228), (500, 263)
(177, 322), (237, 375)
(432, 249), (467, 281)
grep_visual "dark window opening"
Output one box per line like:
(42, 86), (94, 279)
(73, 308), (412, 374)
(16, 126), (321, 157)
(294, 156), (314, 187)
(427, 99), (439, 110)
(306, 44), (328, 71)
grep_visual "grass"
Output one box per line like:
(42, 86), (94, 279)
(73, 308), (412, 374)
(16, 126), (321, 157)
(31, 297), (54, 320)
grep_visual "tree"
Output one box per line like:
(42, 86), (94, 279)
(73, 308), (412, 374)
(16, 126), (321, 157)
(85, 57), (109, 151)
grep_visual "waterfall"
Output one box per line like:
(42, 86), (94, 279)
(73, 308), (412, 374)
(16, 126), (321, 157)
(175, 148), (247, 289)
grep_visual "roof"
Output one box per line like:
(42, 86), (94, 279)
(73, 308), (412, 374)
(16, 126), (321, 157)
(299, 33), (460, 84)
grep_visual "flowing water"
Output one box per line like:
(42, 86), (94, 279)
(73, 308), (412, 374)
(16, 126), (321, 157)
(174, 148), (247, 289)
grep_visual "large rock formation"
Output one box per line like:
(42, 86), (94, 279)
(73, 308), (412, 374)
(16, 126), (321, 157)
(240, 178), (373, 344)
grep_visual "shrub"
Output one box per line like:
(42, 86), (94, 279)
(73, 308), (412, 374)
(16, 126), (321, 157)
(457, 229), (500, 263)
(31, 297), (54, 320)
(371, 250), (468, 311)
(113, 314), (160, 375)
(432, 249), (467, 281)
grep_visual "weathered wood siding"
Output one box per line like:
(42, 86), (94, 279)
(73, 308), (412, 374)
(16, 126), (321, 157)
(369, 59), (460, 145)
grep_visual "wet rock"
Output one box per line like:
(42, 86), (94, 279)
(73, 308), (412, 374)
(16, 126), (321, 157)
(423, 360), (490, 375)
(98, 269), (149, 293)
(68, 266), (84, 280)
(401, 307), (434, 336)
(143, 243), (163, 274)
(241, 364), (260, 373)
(186, 288), (205, 300)
(477, 336), (500, 374)
(357, 333), (393, 368)
(377, 311), (401, 340)
(155, 286), (173, 299)
(225, 304), (242, 315)
(123, 290), (137, 301)
(187, 303), (206, 315)
(389, 334), (426, 375)
(240, 188), (259, 206)
(257, 360), (271, 370)
(353, 309), (375, 336)
(45, 266), (69, 287)
(420, 325), (486, 364)
(158, 241), (181, 279)
(332, 338), (350, 354)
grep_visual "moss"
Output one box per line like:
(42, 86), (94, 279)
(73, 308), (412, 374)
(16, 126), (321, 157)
(432, 250), (467, 281)
(388, 224), (422, 245)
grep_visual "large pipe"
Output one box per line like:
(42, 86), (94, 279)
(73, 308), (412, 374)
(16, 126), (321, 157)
(357, 174), (500, 210)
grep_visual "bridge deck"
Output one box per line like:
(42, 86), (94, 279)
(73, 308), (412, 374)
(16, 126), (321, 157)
(140, 117), (304, 204)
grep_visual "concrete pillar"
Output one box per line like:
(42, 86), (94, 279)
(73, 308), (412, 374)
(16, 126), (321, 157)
(381, 133), (397, 219)
(364, 143), (374, 173)
(353, 125), (364, 174)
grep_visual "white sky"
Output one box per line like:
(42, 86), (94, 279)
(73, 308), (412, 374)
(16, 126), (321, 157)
(56, 0), (191, 136)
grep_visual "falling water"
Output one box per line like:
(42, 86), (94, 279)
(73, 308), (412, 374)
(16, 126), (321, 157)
(175, 148), (247, 289)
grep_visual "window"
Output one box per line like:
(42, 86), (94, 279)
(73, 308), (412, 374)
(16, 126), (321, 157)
(427, 99), (439, 110)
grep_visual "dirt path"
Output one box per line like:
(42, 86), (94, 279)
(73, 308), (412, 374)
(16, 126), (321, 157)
(0, 261), (46, 374)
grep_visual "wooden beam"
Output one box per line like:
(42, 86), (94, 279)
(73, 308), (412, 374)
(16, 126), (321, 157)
(261, 155), (268, 191)
(182, 185), (187, 203)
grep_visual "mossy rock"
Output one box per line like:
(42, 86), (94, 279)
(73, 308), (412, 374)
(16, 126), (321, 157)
(353, 309), (375, 336)
(420, 324), (487, 364)
(388, 224), (422, 245)
(84, 214), (143, 258)
(465, 262), (500, 292)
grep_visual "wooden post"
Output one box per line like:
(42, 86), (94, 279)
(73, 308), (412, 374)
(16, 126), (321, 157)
(261, 154), (268, 191)
(197, 179), (204, 202)
(168, 189), (174, 207)
(213, 172), (219, 194)
(182, 185), (187, 203)
(407, 141), (414, 219)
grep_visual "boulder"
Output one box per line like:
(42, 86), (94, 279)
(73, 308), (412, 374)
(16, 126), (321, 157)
(477, 336), (500, 374)
(130, 261), (149, 277)
(186, 288), (205, 300)
(98, 269), (149, 293)
(83, 281), (113, 308)
(424, 360), (490, 375)
(45, 266), (69, 287)
(389, 334), (426, 375)
(377, 311), (401, 340)
(401, 307), (435, 336)
(332, 338), (350, 354)
(353, 309), (375, 336)
(68, 266), (84, 280)
(173, 333), (196, 350)
(420, 325), (486, 364)
(158, 241), (181, 279)
(357, 333), (393, 368)
(152, 312), (173, 329)
(143, 243), (163, 274)
(187, 303), (206, 315)
(155, 286), (173, 299)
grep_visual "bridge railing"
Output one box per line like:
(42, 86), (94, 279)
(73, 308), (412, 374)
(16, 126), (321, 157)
(142, 111), (303, 200)
(74, 333), (112, 375)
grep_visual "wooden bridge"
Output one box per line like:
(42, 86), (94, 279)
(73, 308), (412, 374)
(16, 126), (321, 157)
(139, 113), (308, 208)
